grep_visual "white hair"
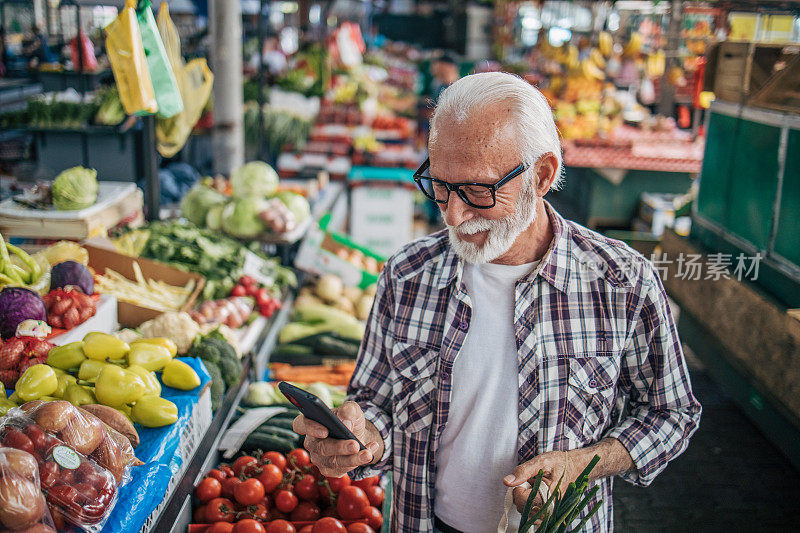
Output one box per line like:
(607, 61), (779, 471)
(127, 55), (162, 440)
(430, 71), (563, 190)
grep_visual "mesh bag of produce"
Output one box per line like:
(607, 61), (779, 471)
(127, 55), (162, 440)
(0, 400), (141, 531)
(0, 446), (57, 532)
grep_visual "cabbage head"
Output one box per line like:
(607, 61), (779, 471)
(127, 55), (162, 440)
(230, 161), (278, 199)
(52, 166), (99, 211)
(274, 191), (310, 224)
(180, 185), (227, 226)
(221, 197), (268, 238)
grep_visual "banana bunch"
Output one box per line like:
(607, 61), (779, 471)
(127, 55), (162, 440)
(589, 48), (606, 69)
(581, 59), (606, 81)
(598, 32), (613, 57)
(623, 32), (642, 57)
(646, 51), (666, 78)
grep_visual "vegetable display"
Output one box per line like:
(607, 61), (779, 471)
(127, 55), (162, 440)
(51, 166), (99, 211)
(186, 334), (242, 410)
(94, 263), (196, 312)
(181, 185), (229, 227)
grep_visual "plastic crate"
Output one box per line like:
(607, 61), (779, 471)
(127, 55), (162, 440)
(139, 388), (213, 533)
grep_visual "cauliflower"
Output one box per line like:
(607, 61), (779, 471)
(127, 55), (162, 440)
(114, 328), (143, 344)
(138, 311), (200, 354)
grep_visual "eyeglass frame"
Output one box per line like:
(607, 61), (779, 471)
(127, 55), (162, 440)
(412, 158), (529, 209)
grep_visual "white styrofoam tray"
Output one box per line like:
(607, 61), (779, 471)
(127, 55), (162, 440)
(0, 182), (137, 220)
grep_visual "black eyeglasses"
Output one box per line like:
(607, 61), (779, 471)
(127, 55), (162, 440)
(412, 158), (528, 209)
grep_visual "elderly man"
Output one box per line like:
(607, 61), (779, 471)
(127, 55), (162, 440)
(294, 72), (701, 532)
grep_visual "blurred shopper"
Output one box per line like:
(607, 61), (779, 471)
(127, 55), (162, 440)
(25, 25), (56, 66)
(294, 72), (701, 532)
(430, 54), (461, 103)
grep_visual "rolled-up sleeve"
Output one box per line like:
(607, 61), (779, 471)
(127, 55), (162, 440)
(607, 267), (702, 486)
(347, 266), (395, 478)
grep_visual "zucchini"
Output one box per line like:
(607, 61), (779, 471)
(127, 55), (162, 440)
(313, 333), (360, 358)
(241, 432), (295, 454)
(262, 417), (296, 430)
(256, 425), (302, 442)
(272, 343), (316, 358)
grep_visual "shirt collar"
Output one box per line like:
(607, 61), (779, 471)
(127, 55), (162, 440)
(435, 201), (573, 293)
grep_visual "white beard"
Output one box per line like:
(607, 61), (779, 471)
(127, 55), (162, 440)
(447, 184), (538, 264)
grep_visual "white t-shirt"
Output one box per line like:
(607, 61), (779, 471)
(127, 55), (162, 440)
(434, 260), (539, 533)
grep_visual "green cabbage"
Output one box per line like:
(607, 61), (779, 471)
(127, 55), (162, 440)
(180, 185), (227, 226)
(205, 202), (227, 230)
(52, 166), (98, 211)
(221, 197), (268, 238)
(230, 161), (278, 199)
(273, 191), (310, 224)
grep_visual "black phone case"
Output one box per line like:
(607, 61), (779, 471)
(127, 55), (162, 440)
(278, 382), (366, 450)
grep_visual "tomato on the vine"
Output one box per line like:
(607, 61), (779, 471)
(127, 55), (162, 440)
(257, 463), (283, 493)
(265, 519), (296, 533)
(242, 503), (269, 521)
(274, 489), (298, 513)
(208, 469), (227, 481)
(255, 288), (271, 307)
(363, 506), (383, 530)
(196, 477), (223, 502)
(311, 517), (347, 533)
(287, 448), (310, 469)
(326, 474), (350, 493)
(233, 456), (259, 477)
(239, 275), (256, 288)
(364, 485), (384, 508)
(221, 466), (235, 478)
(205, 498), (236, 523)
(263, 451), (287, 471)
(294, 475), (319, 502)
(346, 525), (375, 533)
(233, 518), (266, 533)
(234, 478), (265, 506)
(231, 285), (247, 297)
(221, 477), (242, 500)
(207, 522), (235, 533)
(337, 486), (369, 521)
(290, 500), (321, 521)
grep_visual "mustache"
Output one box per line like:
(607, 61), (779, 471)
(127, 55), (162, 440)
(449, 217), (498, 235)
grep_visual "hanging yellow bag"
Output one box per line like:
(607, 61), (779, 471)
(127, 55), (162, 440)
(136, 0), (183, 118)
(104, 0), (157, 115)
(155, 2), (214, 157)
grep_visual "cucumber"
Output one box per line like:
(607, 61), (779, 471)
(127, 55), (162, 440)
(241, 432), (295, 454)
(272, 343), (316, 358)
(313, 334), (360, 358)
(256, 425), (302, 442)
(271, 408), (301, 419)
(262, 417), (295, 430)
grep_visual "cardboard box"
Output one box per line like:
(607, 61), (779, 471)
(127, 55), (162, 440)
(84, 243), (205, 328)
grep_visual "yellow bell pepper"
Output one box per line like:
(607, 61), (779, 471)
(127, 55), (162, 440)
(15, 364), (58, 401)
(131, 337), (177, 357)
(131, 395), (178, 427)
(0, 398), (16, 416)
(161, 359), (200, 390)
(78, 359), (111, 382)
(83, 332), (130, 361)
(126, 364), (162, 396)
(46, 341), (87, 370)
(63, 384), (96, 407)
(95, 366), (146, 407)
(127, 343), (171, 371)
(53, 373), (78, 399)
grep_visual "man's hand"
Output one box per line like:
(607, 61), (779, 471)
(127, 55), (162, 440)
(293, 401), (383, 478)
(503, 438), (635, 514)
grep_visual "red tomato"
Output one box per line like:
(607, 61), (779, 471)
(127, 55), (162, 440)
(311, 517), (347, 533)
(294, 475), (319, 502)
(205, 498), (236, 523)
(233, 518), (266, 533)
(263, 451), (287, 471)
(193, 504), (207, 523)
(363, 486), (384, 508)
(49, 504), (66, 530)
(363, 506), (382, 531)
(221, 466), (235, 478)
(239, 275), (256, 288)
(222, 477), (242, 500)
(39, 461), (59, 489)
(274, 490), (298, 513)
(326, 474), (351, 493)
(350, 477), (380, 490)
(257, 463), (283, 493)
(337, 486), (369, 521)
(231, 285), (247, 297)
(234, 478), (266, 506)
(265, 519), (296, 533)
(73, 482), (99, 504)
(23, 424), (47, 450)
(299, 527), (314, 533)
(3, 429), (34, 454)
(259, 305), (274, 318)
(48, 484), (81, 515)
(244, 503), (269, 521)
(59, 469), (75, 485)
(290, 501), (321, 521)
(346, 525), (374, 533)
(287, 449), (311, 469)
(208, 469), (228, 481)
(255, 288), (270, 307)
(207, 522), (235, 533)
(196, 477), (223, 502)
(233, 456), (259, 477)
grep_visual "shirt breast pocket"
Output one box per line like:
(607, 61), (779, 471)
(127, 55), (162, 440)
(391, 341), (438, 434)
(566, 355), (620, 444)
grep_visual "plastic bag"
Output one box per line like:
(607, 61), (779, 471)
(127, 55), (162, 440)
(104, 0), (158, 115)
(0, 400), (140, 531)
(136, 0), (183, 118)
(70, 30), (98, 72)
(0, 447), (57, 531)
(155, 2), (214, 157)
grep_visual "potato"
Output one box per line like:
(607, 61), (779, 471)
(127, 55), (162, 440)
(80, 404), (140, 448)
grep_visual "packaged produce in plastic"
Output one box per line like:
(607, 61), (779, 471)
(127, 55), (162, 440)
(0, 446), (57, 532)
(0, 400), (141, 531)
(190, 296), (254, 329)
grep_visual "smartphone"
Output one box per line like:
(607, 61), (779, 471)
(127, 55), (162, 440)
(278, 381), (366, 450)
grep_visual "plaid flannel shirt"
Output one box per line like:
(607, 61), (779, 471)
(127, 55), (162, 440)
(348, 202), (701, 532)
